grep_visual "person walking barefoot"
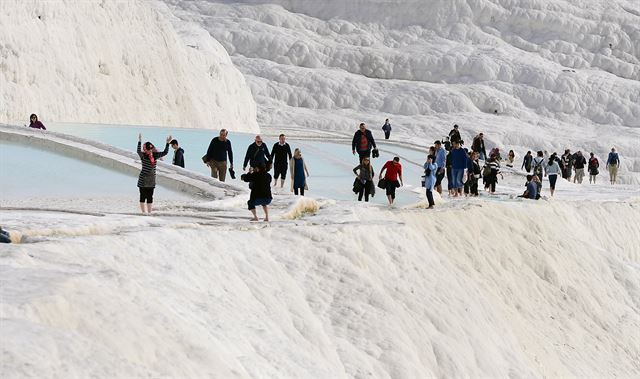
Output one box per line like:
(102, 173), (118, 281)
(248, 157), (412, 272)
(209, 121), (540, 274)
(241, 163), (273, 222)
(137, 133), (170, 214)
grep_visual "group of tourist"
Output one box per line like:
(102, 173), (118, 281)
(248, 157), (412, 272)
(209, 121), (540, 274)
(133, 119), (623, 218)
(19, 113), (623, 221)
(347, 121), (623, 210)
(135, 130), (310, 220)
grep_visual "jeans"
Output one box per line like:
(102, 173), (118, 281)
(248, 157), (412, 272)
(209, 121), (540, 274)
(451, 169), (464, 189)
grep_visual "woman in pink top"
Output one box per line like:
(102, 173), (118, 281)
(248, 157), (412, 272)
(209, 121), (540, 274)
(29, 114), (46, 130)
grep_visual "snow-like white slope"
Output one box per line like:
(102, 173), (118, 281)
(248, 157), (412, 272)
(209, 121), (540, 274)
(164, 0), (640, 182)
(2, 200), (639, 377)
(0, 0), (258, 132)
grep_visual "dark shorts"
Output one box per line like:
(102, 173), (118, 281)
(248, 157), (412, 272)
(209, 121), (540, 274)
(248, 198), (272, 210)
(435, 169), (445, 187)
(385, 180), (399, 198)
(548, 174), (558, 190)
(139, 187), (155, 203)
(273, 163), (288, 180)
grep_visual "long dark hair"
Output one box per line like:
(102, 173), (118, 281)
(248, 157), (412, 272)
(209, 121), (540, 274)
(143, 142), (157, 166)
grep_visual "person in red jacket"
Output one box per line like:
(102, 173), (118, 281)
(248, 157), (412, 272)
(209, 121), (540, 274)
(379, 157), (403, 205)
(29, 114), (46, 130)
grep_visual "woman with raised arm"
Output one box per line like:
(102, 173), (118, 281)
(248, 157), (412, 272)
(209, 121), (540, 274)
(137, 133), (170, 214)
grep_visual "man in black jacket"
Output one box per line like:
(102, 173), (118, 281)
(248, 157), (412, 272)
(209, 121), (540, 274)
(271, 134), (292, 187)
(170, 139), (185, 168)
(449, 124), (461, 144)
(573, 151), (587, 184)
(243, 135), (271, 172)
(352, 122), (376, 163)
(204, 129), (234, 182)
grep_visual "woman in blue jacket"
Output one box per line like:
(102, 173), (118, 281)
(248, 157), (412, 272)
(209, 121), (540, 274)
(423, 155), (437, 209)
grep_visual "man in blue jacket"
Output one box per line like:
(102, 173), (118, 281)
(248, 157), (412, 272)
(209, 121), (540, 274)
(382, 119), (392, 139)
(352, 123), (376, 163)
(449, 140), (468, 197)
(527, 176), (539, 200)
(606, 147), (620, 185)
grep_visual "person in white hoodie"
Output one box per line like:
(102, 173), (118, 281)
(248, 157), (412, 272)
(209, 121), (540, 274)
(544, 153), (562, 196)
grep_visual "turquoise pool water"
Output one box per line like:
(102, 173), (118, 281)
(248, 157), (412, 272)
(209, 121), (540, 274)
(8, 122), (431, 205)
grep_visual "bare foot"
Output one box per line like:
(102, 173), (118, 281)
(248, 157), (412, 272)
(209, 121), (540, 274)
(264, 218), (270, 222)
(250, 217), (259, 221)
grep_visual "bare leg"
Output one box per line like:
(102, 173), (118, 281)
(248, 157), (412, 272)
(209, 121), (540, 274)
(263, 206), (269, 222)
(139, 203), (146, 213)
(387, 195), (393, 205)
(250, 209), (258, 221)
(280, 179), (284, 188)
(146, 203), (153, 213)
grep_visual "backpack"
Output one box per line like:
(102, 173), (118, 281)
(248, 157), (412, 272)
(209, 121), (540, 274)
(482, 164), (492, 177)
(533, 159), (543, 177)
(589, 158), (599, 174)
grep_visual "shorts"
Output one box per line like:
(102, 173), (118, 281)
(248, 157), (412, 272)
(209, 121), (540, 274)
(273, 163), (288, 180)
(385, 180), (399, 198)
(248, 198), (272, 210)
(139, 187), (155, 203)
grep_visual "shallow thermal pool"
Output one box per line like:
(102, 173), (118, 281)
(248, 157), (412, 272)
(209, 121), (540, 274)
(6, 122), (432, 206)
